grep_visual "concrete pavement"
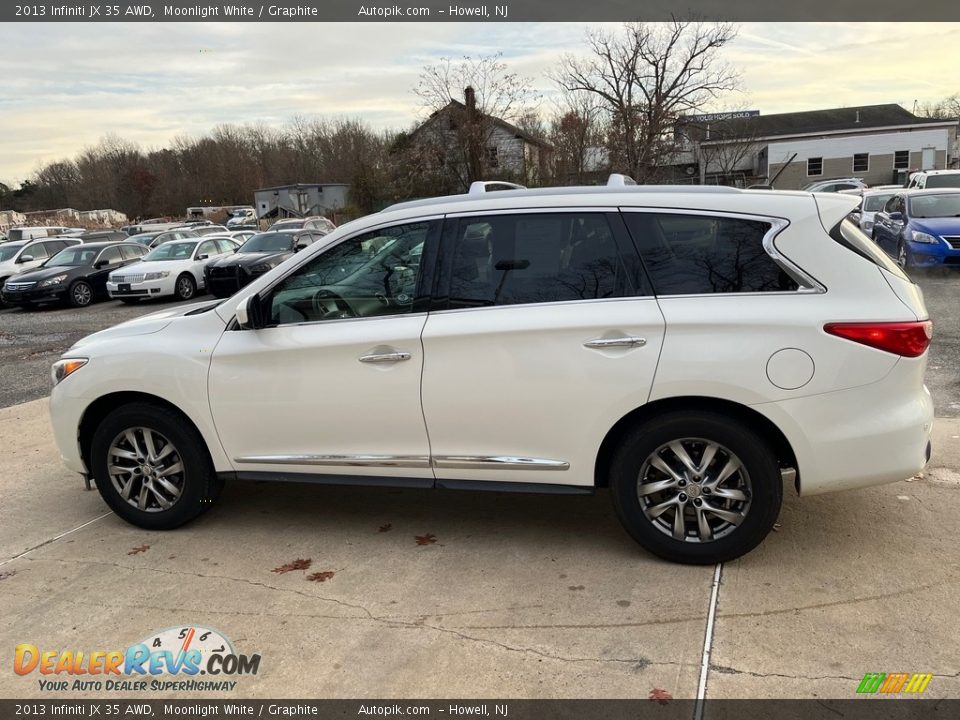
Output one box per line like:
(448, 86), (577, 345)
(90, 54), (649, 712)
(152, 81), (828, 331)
(1, 398), (958, 700)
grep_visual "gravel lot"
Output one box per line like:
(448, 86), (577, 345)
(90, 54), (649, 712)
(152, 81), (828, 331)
(1, 271), (958, 414)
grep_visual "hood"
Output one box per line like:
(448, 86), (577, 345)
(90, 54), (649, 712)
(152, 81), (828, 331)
(68, 300), (224, 351)
(211, 250), (291, 268)
(119, 259), (189, 273)
(10, 265), (85, 283)
(911, 217), (960, 237)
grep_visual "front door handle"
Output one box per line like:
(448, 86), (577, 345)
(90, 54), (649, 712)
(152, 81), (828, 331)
(359, 351), (412, 363)
(583, 336), (647, 349)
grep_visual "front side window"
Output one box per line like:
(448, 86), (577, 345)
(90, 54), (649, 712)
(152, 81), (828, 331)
(197, 240), (218, 258)
(623, 213), (798, 295)
(267, 221), (431, 326)
(853, 154), (869, 173)
(445, 213), (634, 309)
(23, 242), (50, 261)
(863, 193), (895, 212)
(807, 157), (823, 176)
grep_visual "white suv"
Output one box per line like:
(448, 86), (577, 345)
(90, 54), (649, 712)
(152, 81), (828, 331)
(49, 179), (934, 563)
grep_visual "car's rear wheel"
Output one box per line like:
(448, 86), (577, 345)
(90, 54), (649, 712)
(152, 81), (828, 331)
(609, 411), (783, 564)
(68, 280), (93, 308)
(174, 273), (196, 301)
(90, 403), (223, 529)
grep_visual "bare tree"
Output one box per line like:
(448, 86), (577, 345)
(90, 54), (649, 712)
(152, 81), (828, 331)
(916, 94), (960, 120)
(548, 88), (606, 184)
(554, 20), (740, 183)
(409, 53), (540, 189)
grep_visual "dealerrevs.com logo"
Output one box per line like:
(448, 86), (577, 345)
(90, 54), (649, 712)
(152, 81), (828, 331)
(14, 625), (261, 692)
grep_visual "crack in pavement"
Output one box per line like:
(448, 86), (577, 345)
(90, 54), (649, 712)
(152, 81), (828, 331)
(710, 664), (960, 683)
(26, 556), (695, 671)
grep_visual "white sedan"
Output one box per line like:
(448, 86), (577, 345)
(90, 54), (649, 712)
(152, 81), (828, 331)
(107, 237), (238, 302)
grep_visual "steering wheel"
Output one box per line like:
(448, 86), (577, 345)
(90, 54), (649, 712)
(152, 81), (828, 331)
(312, 288), (356, 318)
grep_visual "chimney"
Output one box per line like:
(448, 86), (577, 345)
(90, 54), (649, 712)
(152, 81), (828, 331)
(464, 86), (476, 114)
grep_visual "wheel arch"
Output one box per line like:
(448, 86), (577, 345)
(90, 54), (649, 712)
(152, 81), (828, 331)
(594, 396), (799, 491)
(79, 391), (213, 474)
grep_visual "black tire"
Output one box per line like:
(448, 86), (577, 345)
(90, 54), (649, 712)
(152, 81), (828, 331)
(174, 273), (196, 301)
(89, 402), (224, 530)
(897, 241), (911, 270)
(609, 411), (783, 564)
(119, 297), (140, 305)
(68, 280), (94, 308)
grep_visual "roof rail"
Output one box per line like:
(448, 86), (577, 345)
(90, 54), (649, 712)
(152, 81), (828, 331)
(468, 180), (527, 195)
(607, 173), (637, 187)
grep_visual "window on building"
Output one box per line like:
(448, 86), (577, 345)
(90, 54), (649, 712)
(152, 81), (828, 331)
(853, 154), (869, 173)
(486, 146), (499, 169)
(894, 150), (910, 169)
(807, 157), (823, 176)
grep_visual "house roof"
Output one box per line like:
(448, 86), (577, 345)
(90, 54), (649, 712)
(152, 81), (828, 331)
(414, 99), (553, 149)
(710, 104), (956, 143)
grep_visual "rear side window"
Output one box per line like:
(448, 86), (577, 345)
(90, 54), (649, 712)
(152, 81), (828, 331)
(445, 212), (636, 308)
(830, 218), (909, 281)
(623, 213), (798, 295)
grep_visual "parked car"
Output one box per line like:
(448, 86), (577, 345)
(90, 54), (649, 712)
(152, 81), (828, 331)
(872, 189), (960, 269)
(191, 225), (230, 236)
(49, 179), (933, 564)
(107, 237), (238, 302)
(848, 188), (899, 234)
(204, 230), (324, 298)
(226, 208), (258, 229)
(226, 230), (257, 245)
(269, 216), (336, 234)
(78, 230), (129, 243)
(802, 178), (867, 193)
(905, 170), (960, 190)
(6, 226), (80, 242)
(1, 241), (147, 308)
(123, 222), (188, 236)
(128, 229), (199, 248)
(0, 238), (83, 298)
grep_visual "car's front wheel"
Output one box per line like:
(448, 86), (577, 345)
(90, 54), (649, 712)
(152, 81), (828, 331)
(174, 273), (196, 301)
(68, 280), (94, 308)
(89, 403), (223, 529)
(609, 411), (783, 564)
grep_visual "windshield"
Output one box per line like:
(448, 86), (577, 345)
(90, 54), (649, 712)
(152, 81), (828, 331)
(46, 247), (100, 267)
(863, 193), (895, 212)
(143, 241), (197, 261)
(128, 233), (157, 245)
(909, 193), (960, 219)
(240, 232), (296, 253)
(0, 242), (27, 262)
(272, 220), (303, 230)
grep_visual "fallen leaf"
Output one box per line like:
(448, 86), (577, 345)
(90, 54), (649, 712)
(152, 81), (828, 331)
(415, 533), (437, 546)
(378, 523), (392, 533)
(648, 688), (672, 704)
(272, 558), (312, 574)
(0, 570), (16, 581)
(307, 571), (335, 583)
(128, 544), (150, 555)
(772, 523), (781, 532)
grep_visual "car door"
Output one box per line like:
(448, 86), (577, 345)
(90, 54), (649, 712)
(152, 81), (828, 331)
(192, 239), (223, 285)
(17, 241), (52, 273)
(419, 209), (665, 489)
(208, 217), (441, 483)
(89, 245), (124, 293)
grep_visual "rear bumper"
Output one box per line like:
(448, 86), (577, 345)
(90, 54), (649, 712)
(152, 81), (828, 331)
(754, 358), (933, 496)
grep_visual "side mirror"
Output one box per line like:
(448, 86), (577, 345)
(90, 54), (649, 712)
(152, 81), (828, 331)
(888, 211), (903, 222)
(18, 255), (34, 263)
(94, 260), (107, 269)
(295, 243), (308, 252)
(197, 253), (209, 260)
(236, 294), (265, 330)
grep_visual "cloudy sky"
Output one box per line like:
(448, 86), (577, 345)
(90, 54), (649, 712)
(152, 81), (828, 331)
(0, 22), (957, 185)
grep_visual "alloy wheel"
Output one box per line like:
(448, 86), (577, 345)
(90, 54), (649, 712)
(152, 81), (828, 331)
(636, 438), (752, 543)
(72, 282), (92, 306)
(107, 427), (185, 512)
(177, 276), (195, 299)
(898, 243), (908, 269)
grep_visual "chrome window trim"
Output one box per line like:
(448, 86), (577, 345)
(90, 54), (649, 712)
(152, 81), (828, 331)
(432, 456), (570, 471)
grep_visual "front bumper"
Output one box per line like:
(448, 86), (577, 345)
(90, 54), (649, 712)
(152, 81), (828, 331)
(107, 278), (172, 298)
(1, 284), (68, 304)
(907, 241), (960, 267)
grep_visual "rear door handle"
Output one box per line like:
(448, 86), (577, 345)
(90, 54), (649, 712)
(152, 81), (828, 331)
(359, 351), (411, 363)
(583, 336), (647, 349)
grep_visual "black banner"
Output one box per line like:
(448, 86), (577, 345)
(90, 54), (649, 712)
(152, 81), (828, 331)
(2, 0), (959, 22)
(0, 700), (952, 719)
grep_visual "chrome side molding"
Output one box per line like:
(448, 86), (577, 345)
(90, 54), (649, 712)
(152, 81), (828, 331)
(234, 454), (430, 468)
(432, 456), (570, 471)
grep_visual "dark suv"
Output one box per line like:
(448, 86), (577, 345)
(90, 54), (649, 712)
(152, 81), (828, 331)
(204, 230), (322, 298)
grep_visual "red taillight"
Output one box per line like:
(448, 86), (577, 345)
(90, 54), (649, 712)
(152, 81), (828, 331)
(824, 321), (932, 358)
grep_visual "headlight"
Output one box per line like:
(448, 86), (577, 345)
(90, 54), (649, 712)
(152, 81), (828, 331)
(862, 220), (874, 232)
(51, 358), (88, 386)
(39, 274), (68, 288)
(249, 262), (277, 273)
(909, 230), (940, 245)
(143, 271), (171, 281)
